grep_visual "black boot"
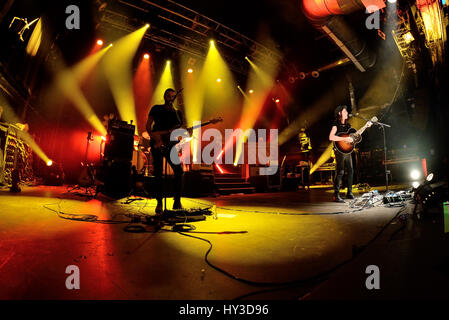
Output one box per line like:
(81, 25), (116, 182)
(346, 191), (355, 199)
(333, 192), (345, 203)
(155, 199), (163, 214)
(173, 198), (183, 210)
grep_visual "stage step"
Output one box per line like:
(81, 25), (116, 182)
(216, 187), (255, 195)
(214, 173), (255, 195)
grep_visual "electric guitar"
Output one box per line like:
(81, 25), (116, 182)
(333, 116), (377, 154)
(150, 117), (223, 152)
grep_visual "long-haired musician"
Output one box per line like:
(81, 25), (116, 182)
(329, 105), (354, 203)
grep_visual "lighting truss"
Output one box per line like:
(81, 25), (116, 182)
(98, 0), (288, 76)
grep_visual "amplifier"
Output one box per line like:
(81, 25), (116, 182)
(107, 119), (135, 134)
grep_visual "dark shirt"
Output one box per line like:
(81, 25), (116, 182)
(147, 104), (184, 132)
(333, 120), (351, 135)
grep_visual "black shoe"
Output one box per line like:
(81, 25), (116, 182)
(333, 194), (345, 203)
(155, 201), (163, 214)
(346, 192), (355, 199)
(173, 199), (183, 210)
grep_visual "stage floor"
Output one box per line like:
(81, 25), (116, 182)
(0, 185), (448, 299)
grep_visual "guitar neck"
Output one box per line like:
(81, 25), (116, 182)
(153, 119), (219, 135)
(187, 121), (213, 131)
(356, 123), (369, 136)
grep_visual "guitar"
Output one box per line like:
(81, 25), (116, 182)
(333, 116), (377, 154)
(150, 117), (223, 152)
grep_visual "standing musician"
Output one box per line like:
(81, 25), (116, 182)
(146, 88), (184, 213)
(329, 105), (355, 203)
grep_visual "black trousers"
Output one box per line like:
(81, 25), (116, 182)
(334, 150), (353, 194)
(151, 147), (183, 201)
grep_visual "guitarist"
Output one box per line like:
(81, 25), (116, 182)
(329, 105), (355, 203)
(146, 88), (184, 213)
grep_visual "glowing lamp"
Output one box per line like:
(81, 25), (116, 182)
(249, 89), (254, 94)
(403, 32), (414, 44)
(143, 53), (150, 60)
(47, 160), (53, 167)
(187, 68), (193, 73)
(216, 78), (222, 83)
(410, 169), (421, 180)
(96, 39), (103, 46)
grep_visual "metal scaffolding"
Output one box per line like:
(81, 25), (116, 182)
(98, 0), (287, 76)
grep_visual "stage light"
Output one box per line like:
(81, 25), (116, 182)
(403, 32), (414, 44)
(249, 89), (254, 94)
(187, 68), (193, 73)
(210, 40), (215, 46)
(426, 173), (434, 182)
(387, 0), (396, 3)
(109, 44), (113, 47)
(47, 160), (53, 167)
(412, 181), (420, 189)
(96, 39), (103, 46)
(410, 169), (421, 180)
(145, 23), (150, 28)
(101, 136), (106, 142)
(216, 78), (222, 83)
(143, 53), (150, 60)
(274, 98), (280, 103)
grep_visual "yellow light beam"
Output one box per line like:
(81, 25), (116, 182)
(54, 47), (111, 136)
(151, 60), (175, 106)
(310, 143), (333, 174)
(234, 56), (279, 163)
(56, 70), (107, 135)
(102, 25), (149, 133)
(0, 96), (51, 164)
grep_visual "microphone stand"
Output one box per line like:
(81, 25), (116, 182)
(352, 113), (391, 192)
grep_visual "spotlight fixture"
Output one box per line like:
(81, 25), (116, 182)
(143, 53), (150, 59)
(187, 68), (193, 73)
(274, 98), (280, 103)
(96, 39), (104, 46)
(47, 160), (53, 167)
(216, 78), (222, 83)
(410, 169), (421, 180)
(249, 89), (254, 94)
(210, 40), (215, 46)
(403, 32), (414, 44)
